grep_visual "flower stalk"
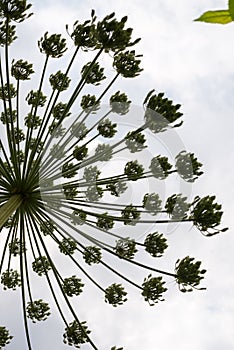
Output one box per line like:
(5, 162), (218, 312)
(0, 194), (22, 229)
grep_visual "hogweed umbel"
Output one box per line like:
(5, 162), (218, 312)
(0, 1), (227, 349)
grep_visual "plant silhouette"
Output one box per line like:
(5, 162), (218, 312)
(0, 1), (227, 349)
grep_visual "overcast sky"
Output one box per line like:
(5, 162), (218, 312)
(1, 0), (234, 349)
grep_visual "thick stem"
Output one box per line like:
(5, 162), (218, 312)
(0, 194), (23, 229)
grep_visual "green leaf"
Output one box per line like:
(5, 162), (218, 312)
(228, 0), (234, 19)
(194, 10), (232, 24)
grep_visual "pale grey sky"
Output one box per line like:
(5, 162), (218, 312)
(0, 0), (234, 349)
